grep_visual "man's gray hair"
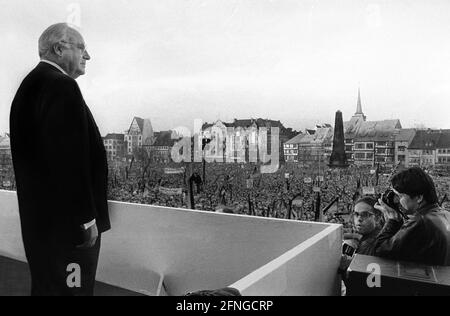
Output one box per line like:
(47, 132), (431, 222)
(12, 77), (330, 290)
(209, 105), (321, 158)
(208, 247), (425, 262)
(38, 23), (73, 58)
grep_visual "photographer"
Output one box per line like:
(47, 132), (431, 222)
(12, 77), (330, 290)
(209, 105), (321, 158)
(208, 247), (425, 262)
(374, 167), (450, 266)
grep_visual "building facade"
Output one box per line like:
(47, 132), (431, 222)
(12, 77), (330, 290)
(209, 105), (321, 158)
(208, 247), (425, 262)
(149, 131), (178, 164)
(202, 118), (297, 163)
(284, 126), (333, 166)
(124, 117), (154, 157)
(394, 128), (416, 167)
(0, 134), (14, 188)
(407, 129), (450, 167)
(344, 88), (402, 167)
(103, 133), (126, 161)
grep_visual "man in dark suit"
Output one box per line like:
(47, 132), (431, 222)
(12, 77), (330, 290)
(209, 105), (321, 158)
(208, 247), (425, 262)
(9, 23), (111, 296)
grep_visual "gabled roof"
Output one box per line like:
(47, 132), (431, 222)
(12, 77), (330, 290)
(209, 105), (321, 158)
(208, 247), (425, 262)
(301, 127), (334, 144)
(286, 133), (306, 145)
(233, 119), (254, 128)
(152, 131), (179, 147)
(345, 119), (402, 141)
(254, 118), (284, 129)
(394, 128), (416, 143)
(409, 129), (450, 149)
(203, 118), (286, 131)
(437, 130), (450, 148)
(135, 117), (144, 132)
(127, 117), (146, 134)
(103, 133), (125, 141)
(286, 128), (333, 145)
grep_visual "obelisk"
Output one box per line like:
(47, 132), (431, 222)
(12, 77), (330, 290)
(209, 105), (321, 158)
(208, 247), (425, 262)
(329, 110), (349, 168)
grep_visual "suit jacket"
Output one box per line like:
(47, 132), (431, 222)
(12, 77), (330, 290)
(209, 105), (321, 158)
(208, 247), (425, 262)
(10, 62), (111, 246)
(374, 203), (450, 266)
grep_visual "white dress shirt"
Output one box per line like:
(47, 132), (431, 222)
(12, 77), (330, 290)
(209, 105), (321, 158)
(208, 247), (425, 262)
(40, 59), (69, 76)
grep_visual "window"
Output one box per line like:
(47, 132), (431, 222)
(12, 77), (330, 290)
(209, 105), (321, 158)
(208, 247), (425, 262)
(355, 153), (365, 159)
(376, 148), (386, 154)
(355, 143), (365, 149)
(366, 153), (374, 159)
(398, 146), (406, 152)
(398, 155), (405, 161)
(377, 142), (387, 147)
(366, 143), (374, 149)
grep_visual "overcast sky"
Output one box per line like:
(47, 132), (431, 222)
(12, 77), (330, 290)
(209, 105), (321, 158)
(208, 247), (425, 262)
(1, 0), (450, 135)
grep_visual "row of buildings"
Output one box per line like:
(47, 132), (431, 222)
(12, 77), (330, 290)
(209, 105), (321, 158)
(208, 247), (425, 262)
(1, 91), (450, 176)
(104, 117), (298, 164)
(103, 117), (177, 164)
(201, 119), (298, 163)
(283, 90), (450, 169)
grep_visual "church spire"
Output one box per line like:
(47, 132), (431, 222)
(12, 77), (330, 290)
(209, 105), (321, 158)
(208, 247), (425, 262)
(356, 87), (363, 114)
(353, 86), (366, 121)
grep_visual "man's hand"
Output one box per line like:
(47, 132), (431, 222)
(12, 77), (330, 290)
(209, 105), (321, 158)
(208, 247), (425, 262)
(375, 199), (402, 222)
(77, 223), (98, 249)
(339, 254), (353, 274)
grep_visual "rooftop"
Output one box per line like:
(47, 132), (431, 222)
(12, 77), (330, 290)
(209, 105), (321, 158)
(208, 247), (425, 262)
(103, 133), (125, 140)
(344, 119), (402, 141)
(409, 129), (450, 149)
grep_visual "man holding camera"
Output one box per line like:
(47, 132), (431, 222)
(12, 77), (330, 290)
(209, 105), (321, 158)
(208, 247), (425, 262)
(374, 167), (450, 266)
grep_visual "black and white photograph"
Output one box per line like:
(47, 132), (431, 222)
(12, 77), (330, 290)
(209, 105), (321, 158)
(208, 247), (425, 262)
(1, 0), (450, 300)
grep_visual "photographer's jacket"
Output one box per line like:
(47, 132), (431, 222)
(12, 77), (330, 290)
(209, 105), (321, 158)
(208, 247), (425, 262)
(374, 203), (450, 266)
(10, 62), (111, 246)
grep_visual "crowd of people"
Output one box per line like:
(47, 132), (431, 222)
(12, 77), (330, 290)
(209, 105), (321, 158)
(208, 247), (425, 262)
(107, 160), (450, 234)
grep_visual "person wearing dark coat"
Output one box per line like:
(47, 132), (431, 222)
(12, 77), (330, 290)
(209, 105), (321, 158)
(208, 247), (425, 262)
(374, 167), (450, 266)
(9, 23), (110, 296)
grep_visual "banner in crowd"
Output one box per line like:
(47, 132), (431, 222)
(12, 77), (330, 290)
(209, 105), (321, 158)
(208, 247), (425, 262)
(292, 199), (303, 207)
(246, 179), (253, 189)
(304, 177), (312, 184)
(316, 176), (324, 182)
(2, 181), (11, 187)
(159, 187), (183, 195)
(285, 173), (290, 179)
(362, 186), (376, 195)
(164, 167), (185, 175)
(370, 169), (376, 175)
(313, 186), (321, 193)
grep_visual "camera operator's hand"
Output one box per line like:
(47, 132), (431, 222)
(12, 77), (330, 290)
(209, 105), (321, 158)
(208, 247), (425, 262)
(339, 254), (353, 273)
(375, 199), (402, 222)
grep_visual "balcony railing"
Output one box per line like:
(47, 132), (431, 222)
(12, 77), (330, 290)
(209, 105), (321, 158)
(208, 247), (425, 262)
(0, 190), (342, 296)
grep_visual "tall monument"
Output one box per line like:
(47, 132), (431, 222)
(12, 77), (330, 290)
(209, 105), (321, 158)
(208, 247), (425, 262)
(329, 110), (349, 168)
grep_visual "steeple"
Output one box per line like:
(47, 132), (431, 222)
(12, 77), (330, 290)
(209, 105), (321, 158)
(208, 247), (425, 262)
(356, 87), (362, 114)
(352, 87), (366, 121)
